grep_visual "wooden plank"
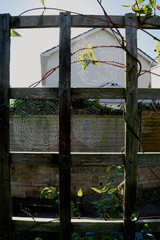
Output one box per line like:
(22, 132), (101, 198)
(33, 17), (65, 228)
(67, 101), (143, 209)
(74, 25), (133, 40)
(0, 14), (12, 240)
(10, 152), (160, 166)
(10, 87), (125, 99)
(10, 152), (59, 165)
(11, 15), (60, 28)
(9, 87), (160, 100)
(11, 15), (160, 29)
(10, 87), (59, 99)
(59, 12), (71, 240)
(138, 88), (160, 100)
(12, 217), (160, 232)
(71, 88), (126, 99)
(124, 13), (138, 240)
(11, 15), (125, 28)
(71, 15), (125, 28)
(138, 15), (160, 29)
(137, 152), (160, 164)
(13, 217), (124, 232)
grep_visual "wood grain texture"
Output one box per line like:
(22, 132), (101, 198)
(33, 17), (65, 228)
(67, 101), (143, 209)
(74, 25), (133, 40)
(59, 12), (71, 240)
(10, 152), (160, 166)
(11, 15), (160, 29)
(124, 13), (139, 240)
(11, 15), (125, 28)
(10, 88), (160, 100)
(0, 14), (12, 240)
(10, 87), (59, 99)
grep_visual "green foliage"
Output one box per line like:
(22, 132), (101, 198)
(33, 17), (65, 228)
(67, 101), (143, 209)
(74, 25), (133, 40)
(40, 186), (82, 217)
(10, 17), (21, 37)
(122, 0), (156, 16)
(40, 187), (58, 200)
(40, 0), (45, 7)
(156, 41), (160, 62)
(91, 165), (124, 219)
(72, 99), (123, 115)
(10, 98), (124, 116)
(10, 99), (59, 115)
(92, 192), (123, 218)
(71, 232), (123, 240)
(77, 188), (83, 197)
(131, 211), (139, 221)
(141, 223), (155, 240)
(91, 183), (110, 194)
(71, 232), (81, 240)
(77, 44), (99, 70)
(71, 200), (81, 217)
(138, 101), (160, 113)
(11, 99), (159, 116)
(11, 29), (22, 37)
(122, 0), (160, 62)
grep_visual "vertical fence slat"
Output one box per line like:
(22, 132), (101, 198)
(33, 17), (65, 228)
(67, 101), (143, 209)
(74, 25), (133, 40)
(0, 14), (12, 239)
(59, 12), (71, 240)
(124, 13), (139, 240)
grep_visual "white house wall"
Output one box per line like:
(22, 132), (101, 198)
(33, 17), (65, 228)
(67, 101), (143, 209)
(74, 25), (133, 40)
(41, 29), (154, 88)
(151, 64), (160, 88)
(71, 29), (125, 88)
(138, 54), (151, 88)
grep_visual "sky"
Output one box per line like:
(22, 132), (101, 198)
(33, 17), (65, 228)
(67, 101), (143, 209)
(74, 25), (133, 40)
(1, 0), (159, 87)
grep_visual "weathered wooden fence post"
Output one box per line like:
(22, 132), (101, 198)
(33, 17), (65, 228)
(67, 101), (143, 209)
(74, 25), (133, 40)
(124, 13), (139, 240)
(0, 14), (12, 239)
(59, 12), (71, 240)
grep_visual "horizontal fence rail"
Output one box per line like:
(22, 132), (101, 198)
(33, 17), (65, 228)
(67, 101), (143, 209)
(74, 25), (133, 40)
(12, 217), (160, 232)
(10, 152), (160, 165)
(11, 15), (160, 29)
(10, 87), (160, 100)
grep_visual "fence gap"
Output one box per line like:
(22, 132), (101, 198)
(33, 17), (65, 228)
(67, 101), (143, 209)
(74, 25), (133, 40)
(124, 13), (139, 240)
(59, 12), (72, 240)
(0, 14), (12, 240)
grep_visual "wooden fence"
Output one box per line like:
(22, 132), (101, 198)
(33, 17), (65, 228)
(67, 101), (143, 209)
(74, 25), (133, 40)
(0, 12), (160, 240)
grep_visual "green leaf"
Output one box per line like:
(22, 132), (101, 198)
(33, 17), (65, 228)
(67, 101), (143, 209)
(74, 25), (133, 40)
(71, 200), (75, 209)
(40, 0), (45, 7)
(131, 7), (146, 14)
(149, 0), (156, 8)
(102, 183), (110, 193)
(11, 29), (21, 37)
(142, 223), (151, 233)
(106, 166), (114, 172)
(108, 188), (117, 194)
(77, 44), (99, 71)
(71, 232), (80, 240)
(77, 189), (83, 197)
(91, 187), (102, 193)
(156, 41), (160, 52)
(136, 0), (145, 5)
(157, 54), (160, 63)
(82, 62), (90, 71)
(131, 211), (139, 221)
(40, 187), (57, 200)
(137, 0), (145, 3)
(122, 4), (132, 7)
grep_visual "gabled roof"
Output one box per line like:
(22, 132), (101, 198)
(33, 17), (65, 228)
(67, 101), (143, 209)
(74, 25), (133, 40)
(41, 28), (157, 67)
